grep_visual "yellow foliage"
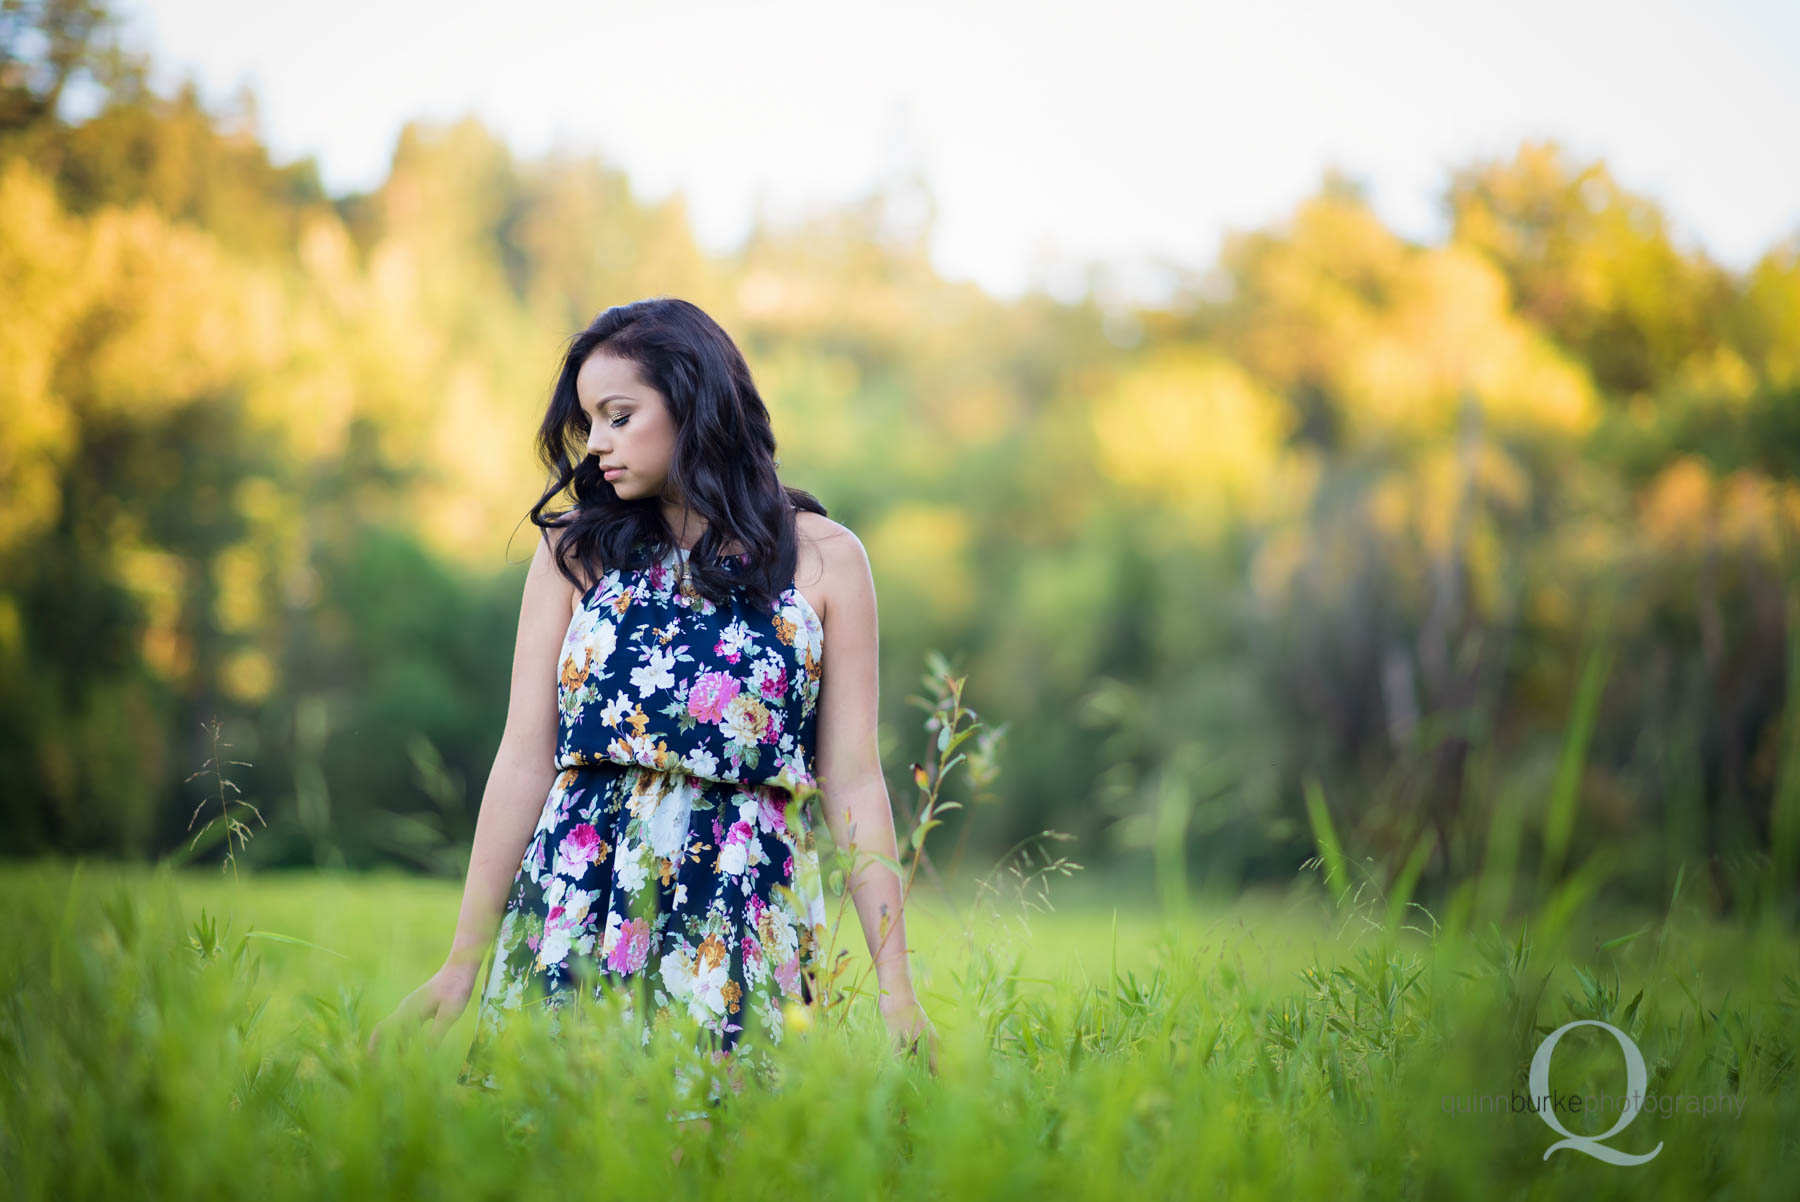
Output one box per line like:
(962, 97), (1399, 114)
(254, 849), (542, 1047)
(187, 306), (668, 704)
(1090, 347), (1295, 538)
(0, 161), (83, 551)
(1746, 243), (1800, 386)
(1640, 457), (1715, 552)
(940, 381), (1021, 443)
(1638, 457), (1793, 561)
(299, 213), (358, 291)
(862, 504), (976, 625)
(1375, 441), (1532, 556)
(1365, 476), (1413, 541)
(221, 648), (275, 703)
(1671, 345), (1758, 404)
(213, 544), (267, 634)
(1716, 473), (1783, 558)
(1340, 243), (1597, 438)
(0, 593), (20, 656)
(78, 206), (274, 414)
(1223, 188), (1406, 388)
(1224, 184), (1600, 443)
(116, 547), (188, 681)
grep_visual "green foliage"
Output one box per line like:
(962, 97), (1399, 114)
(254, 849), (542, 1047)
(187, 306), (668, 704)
(1, 856), (1795, 1199)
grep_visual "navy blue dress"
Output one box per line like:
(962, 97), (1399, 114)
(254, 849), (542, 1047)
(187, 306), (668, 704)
(458, 538), (829, 1110)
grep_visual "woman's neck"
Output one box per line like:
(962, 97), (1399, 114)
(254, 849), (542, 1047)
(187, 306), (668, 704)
(659, 501), (707, 551)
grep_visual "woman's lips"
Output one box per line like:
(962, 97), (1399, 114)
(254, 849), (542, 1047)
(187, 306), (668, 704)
(603, 467), (625, 480)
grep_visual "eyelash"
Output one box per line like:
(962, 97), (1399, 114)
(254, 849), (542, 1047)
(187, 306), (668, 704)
(587, 413), (628, 428)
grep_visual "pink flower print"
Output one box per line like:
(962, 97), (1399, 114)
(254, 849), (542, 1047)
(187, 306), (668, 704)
(714, 621), (756, 664)
(553, 823), (602, 878)
(718, 819), (755, 876)
(607, 916), (653, 975)
(758, 791), (789, 835)
(753, 657), (788, 701)
(741, 931), (763, 973)
(774, 955), (801, 996)
(688, 671), (741, 723)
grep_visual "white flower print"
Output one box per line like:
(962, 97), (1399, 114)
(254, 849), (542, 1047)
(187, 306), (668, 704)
(631, 645), (677, 697)
(680, 746), (719, 778)
(717, 839), (747, 877)
(659, 938), (732, 1024)
(614, 838), (650, 894)
(715, 619), (758, 663)
(567, 611), (616, 674)
(600, 691), (634, 727)
(718, 812), (757, 877)
(646, 774), (697, 860)
(659, 948), (691, 1004)
(536, 919), (571, 971)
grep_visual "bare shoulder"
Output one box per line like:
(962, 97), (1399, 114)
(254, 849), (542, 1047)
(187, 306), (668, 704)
(536, 521), (599, 618)
(793, 511), (870, 626)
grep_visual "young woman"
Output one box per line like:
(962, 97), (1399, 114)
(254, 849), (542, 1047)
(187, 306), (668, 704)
(368, 297), (937, 1111)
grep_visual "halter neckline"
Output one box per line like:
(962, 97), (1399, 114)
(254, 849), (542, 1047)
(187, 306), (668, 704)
(667, 542), (747, 568)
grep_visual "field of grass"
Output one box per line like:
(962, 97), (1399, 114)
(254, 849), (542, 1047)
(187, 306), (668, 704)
(1, 854), (1795, 1200)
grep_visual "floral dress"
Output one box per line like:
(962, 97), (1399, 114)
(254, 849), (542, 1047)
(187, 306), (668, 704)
(458, 538), (829, 1113)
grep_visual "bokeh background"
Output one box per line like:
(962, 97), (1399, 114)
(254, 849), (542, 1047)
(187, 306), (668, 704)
(5, 0), (1799, 919)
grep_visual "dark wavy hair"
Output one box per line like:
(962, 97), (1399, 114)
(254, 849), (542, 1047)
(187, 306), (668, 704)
(526, 297), (827, 615)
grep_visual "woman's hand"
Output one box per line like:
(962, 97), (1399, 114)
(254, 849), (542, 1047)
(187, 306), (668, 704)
(366, 960), (481, 1056)
(879, 988), (939, 1074)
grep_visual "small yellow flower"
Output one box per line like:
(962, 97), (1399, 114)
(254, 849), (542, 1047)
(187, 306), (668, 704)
(783, 1002), (813, 1032)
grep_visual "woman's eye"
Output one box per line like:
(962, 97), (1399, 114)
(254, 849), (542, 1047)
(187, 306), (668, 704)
(609, 415), (629, 428)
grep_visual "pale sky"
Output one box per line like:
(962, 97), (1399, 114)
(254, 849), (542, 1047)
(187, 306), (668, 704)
(120, 0), (1800, 306)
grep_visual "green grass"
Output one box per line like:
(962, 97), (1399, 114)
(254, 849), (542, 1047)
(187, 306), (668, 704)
(1, 856), (1795, 1200)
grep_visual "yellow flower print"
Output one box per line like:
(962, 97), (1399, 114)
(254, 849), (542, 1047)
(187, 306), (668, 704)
(559, 648), (589, 693)
(723, 692), (772, 743)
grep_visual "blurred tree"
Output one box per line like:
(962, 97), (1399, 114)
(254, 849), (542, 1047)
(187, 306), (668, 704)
(2, 0), (1796, 917)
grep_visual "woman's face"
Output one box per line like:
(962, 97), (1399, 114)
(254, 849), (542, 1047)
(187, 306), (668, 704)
(576, 350), (680, 502)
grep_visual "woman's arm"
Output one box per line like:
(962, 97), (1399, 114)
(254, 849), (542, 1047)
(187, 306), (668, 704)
(809, 522), (924, 1012)
(443, 530), (576, 970)
(369, 530), (574, 1051)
